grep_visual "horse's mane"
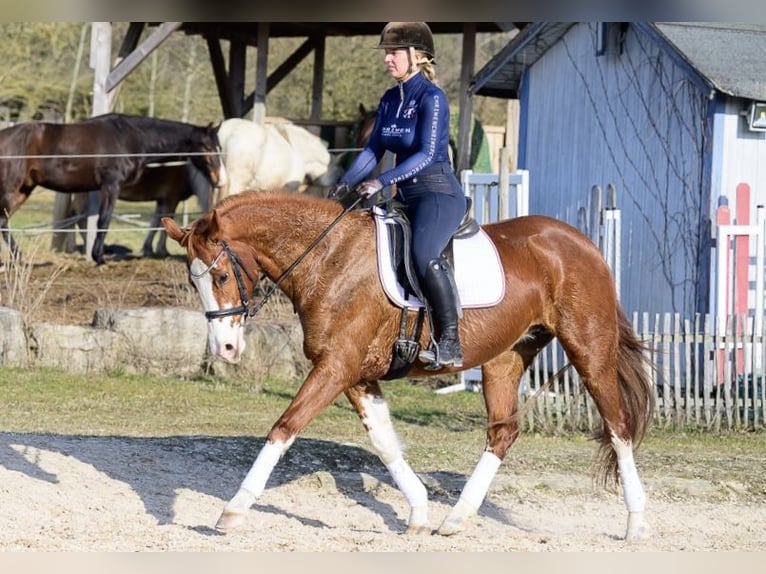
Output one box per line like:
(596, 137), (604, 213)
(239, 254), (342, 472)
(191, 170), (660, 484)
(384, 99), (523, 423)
(86, 112), (210, 131)
(214, 189), (343, 219)
(186, 191), (357, 261)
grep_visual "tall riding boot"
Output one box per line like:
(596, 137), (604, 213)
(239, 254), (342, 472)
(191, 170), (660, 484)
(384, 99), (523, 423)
(418, 258), (463, 368)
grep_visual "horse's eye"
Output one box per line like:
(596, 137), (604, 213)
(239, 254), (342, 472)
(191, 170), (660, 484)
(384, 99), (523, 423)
(216, 272), (229, 286)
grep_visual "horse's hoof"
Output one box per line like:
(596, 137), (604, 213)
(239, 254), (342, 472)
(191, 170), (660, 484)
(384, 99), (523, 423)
(437, 498), (475, 536)
(215, 510), (246, 533)
(404, 524), (433, 535)
(625, 511), (651, 541)
(436, 517), (465, 536)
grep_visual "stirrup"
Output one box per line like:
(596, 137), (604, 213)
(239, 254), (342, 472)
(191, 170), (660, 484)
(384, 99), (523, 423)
(418, 344), (463, 370)
(418, 346), (444, 371)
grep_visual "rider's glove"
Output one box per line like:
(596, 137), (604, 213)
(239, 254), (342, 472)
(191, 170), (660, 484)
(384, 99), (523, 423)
(355, 179), (383, 199)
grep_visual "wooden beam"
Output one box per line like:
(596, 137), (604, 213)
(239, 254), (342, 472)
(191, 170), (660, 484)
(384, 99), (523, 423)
(228, 40), (247, 118)
(205, 36), (233, 118)
(117, 22), (144, 58)
(310, 34), (325, 126)
(252, 22), (269, 124)
(456, 23), (476, 174)
(105, 22), (182, 92)
(242, 36), (316, 114)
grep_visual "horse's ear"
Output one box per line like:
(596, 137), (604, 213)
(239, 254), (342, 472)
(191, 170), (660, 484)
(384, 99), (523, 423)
(206, 209), (224, 243)
(358, 103), (367, 116)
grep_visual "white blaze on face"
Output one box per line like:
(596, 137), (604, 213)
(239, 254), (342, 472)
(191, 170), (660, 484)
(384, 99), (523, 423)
(189, 257), (246, 363)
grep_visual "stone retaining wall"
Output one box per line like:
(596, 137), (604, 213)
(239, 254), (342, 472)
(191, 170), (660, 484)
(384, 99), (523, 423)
(0, 306), (310, 388)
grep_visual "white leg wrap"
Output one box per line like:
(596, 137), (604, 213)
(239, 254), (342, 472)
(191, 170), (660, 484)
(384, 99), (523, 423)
(610, 434), (646, 512)
(617, 452), (646, 512)
(385, 456), (428, 509)
(240, 440), (285, 497)
(458, 451), (502, 509)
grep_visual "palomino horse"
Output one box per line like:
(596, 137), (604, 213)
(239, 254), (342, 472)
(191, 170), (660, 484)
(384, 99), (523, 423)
(0, 113), (226, 265)
(162, 191), (655, 540)
(215, 118), (344, 202)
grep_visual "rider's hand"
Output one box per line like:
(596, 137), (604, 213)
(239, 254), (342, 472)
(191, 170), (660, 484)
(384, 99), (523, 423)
(327, 182), (350, 201)
(355, 179), (383, 199)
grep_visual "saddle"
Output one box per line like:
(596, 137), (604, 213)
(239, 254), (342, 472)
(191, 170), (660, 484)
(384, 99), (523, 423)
(384, 199), (479, 304)
(373, 200), (503, 379)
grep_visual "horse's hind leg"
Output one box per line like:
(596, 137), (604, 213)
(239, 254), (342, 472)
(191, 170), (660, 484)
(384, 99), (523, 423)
(438, 349), (526, 536)
(345, 381), (430, 534)
(559, 319), (652, 541)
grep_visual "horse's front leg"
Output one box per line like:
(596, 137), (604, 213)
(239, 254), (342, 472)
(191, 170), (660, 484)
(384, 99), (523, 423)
(437, 350), (525, 536)
(215, 361), (351, 533)
(345, 381), (430, 534)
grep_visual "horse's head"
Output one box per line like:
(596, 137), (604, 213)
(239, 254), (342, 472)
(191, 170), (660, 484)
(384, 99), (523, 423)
(163, 210), (256, 363)
(354, 103), (377, 150)
(194, 123), (228, 191)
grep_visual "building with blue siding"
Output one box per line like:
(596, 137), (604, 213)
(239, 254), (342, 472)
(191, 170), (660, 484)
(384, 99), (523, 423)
(471, 22), (766, 321)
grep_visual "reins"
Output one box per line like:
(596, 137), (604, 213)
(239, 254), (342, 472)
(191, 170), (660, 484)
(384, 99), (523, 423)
(200, 194), (364, 321)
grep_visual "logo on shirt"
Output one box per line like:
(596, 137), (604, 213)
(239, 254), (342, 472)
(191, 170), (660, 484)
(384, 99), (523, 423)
(402, 99), (417, 119)
(381, 123), (411, 137)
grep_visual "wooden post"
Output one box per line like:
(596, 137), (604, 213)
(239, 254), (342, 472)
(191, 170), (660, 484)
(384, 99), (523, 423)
(309, 34), (324, 133)
(456, 23), (476, 174)
(252, 22), (269, 125)
(53, 23), (112, 255)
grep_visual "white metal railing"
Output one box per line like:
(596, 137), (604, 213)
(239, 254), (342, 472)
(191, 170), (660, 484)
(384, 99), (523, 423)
(436, 169), (530, 394)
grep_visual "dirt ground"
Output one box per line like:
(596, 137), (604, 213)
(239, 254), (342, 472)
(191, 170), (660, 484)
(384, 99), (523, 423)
(1, 432), (764, 551)
(2, 251), (765, 552)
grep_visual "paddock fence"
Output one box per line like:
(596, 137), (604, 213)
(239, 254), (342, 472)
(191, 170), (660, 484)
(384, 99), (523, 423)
(516, 311), (766, 432)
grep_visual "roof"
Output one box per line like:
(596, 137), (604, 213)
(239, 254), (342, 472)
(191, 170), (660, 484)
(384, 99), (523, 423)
(652, 22), (766, 101)
(164, 22), (516, 44)
(471, 22), (766, 101)
(469, 22), (573, 99)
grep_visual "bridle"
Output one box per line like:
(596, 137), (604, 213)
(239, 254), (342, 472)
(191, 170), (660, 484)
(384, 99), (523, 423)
(190, 240), (257, 320)
(191, 194), (363, 323)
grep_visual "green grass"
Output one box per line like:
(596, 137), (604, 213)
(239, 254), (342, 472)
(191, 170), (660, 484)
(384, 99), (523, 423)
(0, 366), (764, 500)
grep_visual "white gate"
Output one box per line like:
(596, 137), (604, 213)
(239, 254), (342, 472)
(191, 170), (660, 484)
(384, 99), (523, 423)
(436, 169), (529, 394)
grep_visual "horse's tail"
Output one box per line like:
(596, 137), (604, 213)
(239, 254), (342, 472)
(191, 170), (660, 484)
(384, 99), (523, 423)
(595, 306), (657, 488)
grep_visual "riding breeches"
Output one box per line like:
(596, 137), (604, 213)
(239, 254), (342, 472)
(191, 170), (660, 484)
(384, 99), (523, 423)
(397, 163), (467, 280)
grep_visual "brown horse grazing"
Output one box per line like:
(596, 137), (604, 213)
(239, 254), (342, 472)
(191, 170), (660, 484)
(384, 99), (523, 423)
(0, 113), (226, 265)
(162, 191), (656, 541)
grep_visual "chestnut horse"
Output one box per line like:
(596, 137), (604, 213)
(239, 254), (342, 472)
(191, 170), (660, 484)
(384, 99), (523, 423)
(162, 191), (656, 540)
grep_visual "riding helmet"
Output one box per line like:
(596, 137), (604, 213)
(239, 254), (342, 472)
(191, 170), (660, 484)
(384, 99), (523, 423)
(376, 22), (435, 61)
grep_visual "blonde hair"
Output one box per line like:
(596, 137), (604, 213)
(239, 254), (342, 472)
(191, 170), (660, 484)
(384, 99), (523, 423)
(409, 47), (437, 84)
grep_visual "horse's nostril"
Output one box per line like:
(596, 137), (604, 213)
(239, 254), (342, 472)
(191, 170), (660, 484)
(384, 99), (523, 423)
(225, 343), (235, 352)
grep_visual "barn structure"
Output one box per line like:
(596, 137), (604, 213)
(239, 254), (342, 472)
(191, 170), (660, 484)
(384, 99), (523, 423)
(93, 22), (516, 171)
(470, 22), (766, 324)
(62, 22), (517, 253)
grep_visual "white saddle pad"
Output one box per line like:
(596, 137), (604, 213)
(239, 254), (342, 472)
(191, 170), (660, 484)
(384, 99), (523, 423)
(373, 207), (505, 309)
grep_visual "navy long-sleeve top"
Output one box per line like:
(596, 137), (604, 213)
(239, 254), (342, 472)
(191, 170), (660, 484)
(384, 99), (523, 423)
(340, 72), (453, 189)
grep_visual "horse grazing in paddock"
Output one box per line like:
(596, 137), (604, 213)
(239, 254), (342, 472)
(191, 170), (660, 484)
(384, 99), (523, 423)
(0, 113), (226, 265)
(215, 118), (344, 202)
(162, 191), (656, 540)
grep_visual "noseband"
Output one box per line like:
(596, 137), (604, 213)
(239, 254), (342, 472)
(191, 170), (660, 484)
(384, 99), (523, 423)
(191, 240), (257, 321)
